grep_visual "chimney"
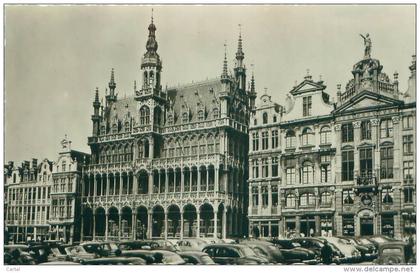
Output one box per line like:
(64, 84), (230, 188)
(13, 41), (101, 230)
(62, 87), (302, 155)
(32, 158), (38, 169)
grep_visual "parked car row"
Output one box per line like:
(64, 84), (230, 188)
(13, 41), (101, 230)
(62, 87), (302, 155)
(4, 235), (414, 265)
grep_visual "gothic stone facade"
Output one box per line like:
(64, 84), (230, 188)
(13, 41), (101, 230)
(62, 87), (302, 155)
(80, 18), (254, 241)
(248, 51), (416, 239)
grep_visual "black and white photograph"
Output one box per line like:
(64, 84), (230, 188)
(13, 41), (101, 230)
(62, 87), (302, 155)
(2, 3), (417, 268)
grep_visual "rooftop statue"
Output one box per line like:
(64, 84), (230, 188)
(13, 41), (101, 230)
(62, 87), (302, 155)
(360, 33), (372, 59)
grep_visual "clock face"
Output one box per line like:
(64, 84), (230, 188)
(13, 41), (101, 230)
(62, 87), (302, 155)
(361, 195), (372, 206)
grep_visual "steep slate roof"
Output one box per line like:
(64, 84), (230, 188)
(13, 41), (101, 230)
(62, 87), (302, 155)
(167, 78), (222, 125)
(104, 78), (223, 126)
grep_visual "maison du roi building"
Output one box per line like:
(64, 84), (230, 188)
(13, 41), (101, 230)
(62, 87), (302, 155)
(4, 18), (416, 243)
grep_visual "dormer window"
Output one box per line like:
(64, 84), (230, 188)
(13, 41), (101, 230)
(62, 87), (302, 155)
(303, 96), (312, 117)
(182, 112), (189, 123)
(198, 110), (204, 121)
(213, 108), (219, 119)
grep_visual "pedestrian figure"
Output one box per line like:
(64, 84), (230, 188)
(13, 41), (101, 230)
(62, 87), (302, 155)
(321, 240), (334, 265)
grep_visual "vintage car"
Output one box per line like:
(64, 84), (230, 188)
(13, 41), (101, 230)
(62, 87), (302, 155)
(118, 240), (180, 252)
(374, 242), (413, 265)
(179, 251), (216, 265)
(338, 237), (377, 261)
(320, 237), (362, 263)
(80, 257), (147, 265)
(120, 249), (186, 265)
(4, 245), (36, 265)
(240, 240), (285, 264)
(40, 261), (81, 265)
(176, 238), (208, 252)
(291, 237), (344, 264)
(269, 239), (318, 264)
(202, 244), (269, 265)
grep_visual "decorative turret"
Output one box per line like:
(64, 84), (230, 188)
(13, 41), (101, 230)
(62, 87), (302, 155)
(234, 26), (246, 92)
(106, 68), (117, 102)
(249, 69), (257, 111)
(91, 87), (101, 136)
(138, 10), (162, 96)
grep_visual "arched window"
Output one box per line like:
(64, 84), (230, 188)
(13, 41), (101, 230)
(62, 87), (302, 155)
(320, 126), (331, 144)
(321, 192), (333, 205)
(361, 120), (371, 140)
(112, 123), (118, 134)
(286, 194), (296, 208)
(263, 112), (268, 124)
(301, 127), (313, 146)
(140, 106), (150, 125)
(154, 107), (162, 126)
(100, 125), (106, 135)
(143, 71), (148, 86)
(149, 71), (154, 86)
(300, 193), (315, 206)
(286, 130), (296, 148)
(301, 161), (313, 184)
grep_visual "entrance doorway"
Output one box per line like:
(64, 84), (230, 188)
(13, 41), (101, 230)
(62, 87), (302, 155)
(360, 217), (374, 236)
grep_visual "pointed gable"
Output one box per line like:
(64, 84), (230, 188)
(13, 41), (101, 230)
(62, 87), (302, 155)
(290, 80), (326, 96)
(334, 90), (404, 114)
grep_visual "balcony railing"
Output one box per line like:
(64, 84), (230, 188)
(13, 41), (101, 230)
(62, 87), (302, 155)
(356, 173), (377, 186)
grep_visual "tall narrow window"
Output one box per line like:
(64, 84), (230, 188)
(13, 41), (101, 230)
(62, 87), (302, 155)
(271, 185), (278, 206)
(320, 126), (331, 144)
(252, 132), (259, 151)
(303, 96), (312, 117)
(403, 115), (413, 129)
(272, 130), (279, 148)
(301, 161), (313, 184)
(403, 135), (413, 155)
(361, 121), (371, 140)
(197, 110), (205, 121)
(404, 188), (414, 203)
(380, 147), (394, 179)
(262, 186), (268, 207)
(286, 194), (296, 208)
(286, 168), (295, 185)
(252, 160), (259, 179)
(380, 119), (393, 138)
(360, 148), (373, 177)
(301, 128), (313, 146)
(342, 150), (354, 181)
(262, 132), (269, 150)
(271, 157), (279, 177)
(342, 123), (354, 142)
(140, 106), (150, 125)
(403, 161), (414, 183)
(321, 164), (331, 183)
(262, 159), (269, 178)
(252, 187), (259, 206)
(286, 130), (296, 148)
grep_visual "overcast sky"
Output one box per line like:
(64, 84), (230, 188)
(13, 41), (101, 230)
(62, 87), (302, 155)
(5, 4), (415, 163)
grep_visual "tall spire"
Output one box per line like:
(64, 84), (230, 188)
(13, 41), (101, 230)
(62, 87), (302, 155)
(94, 87), (100, 104)
(109, 68), (116, 90)
(146, 8), (158, 54)
(251, 72), (255, 93)
(235, 24), (244, 67)
(221, 43), (229, 79)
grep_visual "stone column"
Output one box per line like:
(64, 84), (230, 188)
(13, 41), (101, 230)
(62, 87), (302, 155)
(196, 212), (201, 238)
(80, 214), (84, 242)
(164, 211), (168, 240)
(213, 210), (218, 238)
(334, 124), (342, 183)
(315, 215), (321, 236)
(353, 121), (361, 176)
(92, 213), (96, 240)
(371, 119), (380, 176)
(181, 169), (185, 194)
(180, 213), (184, 240)
(149, 137), (154, 159)
(148, 173), (153, 196)
(133, 174), (138, 195)
(222, 210), (227, 239)
(147, 212), (152, 239)
(215, 166), (219, 194)
(132, 213), (136, 240)
(105, 213), (109, 240)
(392, 116), (401, 179)
(296, 216), (301, 236)
(118, 213), (122, 241)
(206, 166), (209, 192)
(94, 177), (97, 197)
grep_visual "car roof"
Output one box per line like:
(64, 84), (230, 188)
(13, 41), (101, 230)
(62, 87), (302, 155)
(179, 251), (208, 256)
